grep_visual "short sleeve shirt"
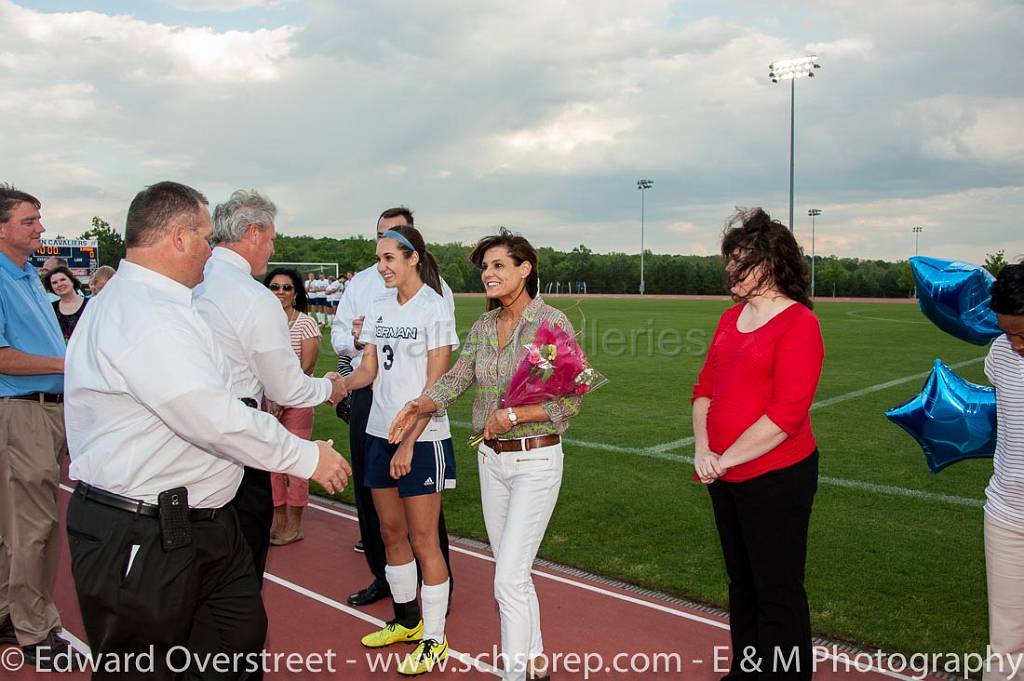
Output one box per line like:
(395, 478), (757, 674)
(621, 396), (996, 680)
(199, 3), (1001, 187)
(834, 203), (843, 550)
(0, 253), (65, 396)
(360, 284), (459, 441)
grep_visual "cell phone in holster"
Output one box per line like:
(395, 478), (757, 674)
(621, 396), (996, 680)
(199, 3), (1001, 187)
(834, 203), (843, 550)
(157, 487), (192, 551)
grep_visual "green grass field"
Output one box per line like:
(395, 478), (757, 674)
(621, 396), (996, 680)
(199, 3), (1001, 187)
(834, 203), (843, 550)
(308, 296), (991, 658)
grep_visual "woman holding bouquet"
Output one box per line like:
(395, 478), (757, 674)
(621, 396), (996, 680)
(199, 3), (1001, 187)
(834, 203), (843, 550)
(341, 224), (459, 676)
(692, 208), (824, 681)
(390, 228), (584, 681)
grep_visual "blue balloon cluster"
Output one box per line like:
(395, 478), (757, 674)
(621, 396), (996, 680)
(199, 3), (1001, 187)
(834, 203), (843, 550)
(885, 360), (996, 474)
(911, 256), (1001, 345)
(883, 256), (999, 473)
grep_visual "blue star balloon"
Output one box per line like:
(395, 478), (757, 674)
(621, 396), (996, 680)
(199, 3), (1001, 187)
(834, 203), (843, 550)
(911, 256), (1001, 345)
(885, 359), (996, 474)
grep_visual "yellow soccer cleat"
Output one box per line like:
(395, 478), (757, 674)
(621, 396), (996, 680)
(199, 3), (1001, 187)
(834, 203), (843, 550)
(360, 619), (423, 648)
(397, 637), (449, 675)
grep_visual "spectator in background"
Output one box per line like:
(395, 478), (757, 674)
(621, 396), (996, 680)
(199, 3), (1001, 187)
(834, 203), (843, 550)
(0, 183), (70, 669)
(325, 274), (342, 325)
(45, 266), (89, 342)
(983, 263), (1024, 681)
(39, 256), (67, 303)
(263, 266), (321, 546)
(88, 265), (116, 296)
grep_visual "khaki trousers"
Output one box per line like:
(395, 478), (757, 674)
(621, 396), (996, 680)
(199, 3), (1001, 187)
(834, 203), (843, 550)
(986, 513), (1024, 681)
(0, 398), (65, 646)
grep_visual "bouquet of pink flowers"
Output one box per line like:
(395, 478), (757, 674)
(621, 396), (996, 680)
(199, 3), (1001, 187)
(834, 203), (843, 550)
(469, 320), (607, 447)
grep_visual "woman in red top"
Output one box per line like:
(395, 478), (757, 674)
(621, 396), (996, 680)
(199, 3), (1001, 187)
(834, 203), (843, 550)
(692, 208), (824, 681)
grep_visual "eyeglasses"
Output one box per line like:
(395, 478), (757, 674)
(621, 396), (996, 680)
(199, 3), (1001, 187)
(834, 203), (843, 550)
(268, 284), (294, 292)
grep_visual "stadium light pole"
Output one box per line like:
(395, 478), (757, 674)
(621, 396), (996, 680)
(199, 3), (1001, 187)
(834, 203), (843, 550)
(808, 208), (821, 298)
(637, 178), (654, 295)
(913, 226), (923, 256)
(769, 55), (821, 233)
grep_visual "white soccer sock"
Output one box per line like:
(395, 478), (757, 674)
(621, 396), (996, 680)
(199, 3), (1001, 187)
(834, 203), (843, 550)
(420, 579), (449, 643)
(385, 560), (418, 604)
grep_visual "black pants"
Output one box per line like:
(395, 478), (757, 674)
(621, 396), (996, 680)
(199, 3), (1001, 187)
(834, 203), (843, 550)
(67, 490), (266, 681)
(230, 467), (273, 583)
(349, 387), (453, 591)
(188, 468), (272, 681)
(707, 451), (818, 681)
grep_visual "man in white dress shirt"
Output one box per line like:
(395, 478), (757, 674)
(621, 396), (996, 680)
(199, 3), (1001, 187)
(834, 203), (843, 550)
(64, 181), (350, 680)
(332, 206), (455, 608)
(194, 189), (348, 582)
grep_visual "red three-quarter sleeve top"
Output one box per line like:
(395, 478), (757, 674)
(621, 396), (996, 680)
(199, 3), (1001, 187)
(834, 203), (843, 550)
(692, 302), (825, 483)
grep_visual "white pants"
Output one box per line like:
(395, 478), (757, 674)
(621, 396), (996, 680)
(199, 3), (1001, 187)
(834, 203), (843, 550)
(986, 513), (1024, 681)
(478, 442), (564, 681)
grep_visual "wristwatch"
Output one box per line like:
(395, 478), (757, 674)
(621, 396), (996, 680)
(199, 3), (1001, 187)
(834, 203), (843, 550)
(506, 407), (518, 426)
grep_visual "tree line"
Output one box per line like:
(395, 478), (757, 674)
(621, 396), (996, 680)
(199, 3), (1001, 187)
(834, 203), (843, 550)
(79, 218), (1009, 299)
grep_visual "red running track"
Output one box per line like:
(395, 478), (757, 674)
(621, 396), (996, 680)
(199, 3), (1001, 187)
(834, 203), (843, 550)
(2, 484), (939, 680)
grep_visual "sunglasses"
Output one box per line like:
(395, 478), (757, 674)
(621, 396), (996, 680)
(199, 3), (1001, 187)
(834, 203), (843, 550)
(268, 284), (294, 292)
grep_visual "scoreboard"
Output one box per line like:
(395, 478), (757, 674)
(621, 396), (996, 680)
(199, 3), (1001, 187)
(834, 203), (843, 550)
(30, 239), (100, 278)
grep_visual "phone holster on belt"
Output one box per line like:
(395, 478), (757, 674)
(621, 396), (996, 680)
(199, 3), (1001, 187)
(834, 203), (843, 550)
(157, 487), (192, 551)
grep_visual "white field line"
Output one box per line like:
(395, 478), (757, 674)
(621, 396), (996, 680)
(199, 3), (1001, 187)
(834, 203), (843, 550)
(846, 310), (929, 324)
(451, 356), (988, 509)
(304, 501), (923, 681)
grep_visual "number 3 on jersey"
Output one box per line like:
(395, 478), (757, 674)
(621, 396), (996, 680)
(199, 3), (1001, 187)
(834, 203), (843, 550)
(382, 344), (395, 370)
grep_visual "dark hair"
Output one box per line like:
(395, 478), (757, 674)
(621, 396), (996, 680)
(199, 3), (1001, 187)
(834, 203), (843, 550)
(990, 263), (1024, 316)
(0, 183), (41, 224)
(125, 181), (209, 248)
(44, 266), (82, 294)
(381, 224), (443, 296)
(378, 206), (414, 227)
(470, 228), (539, 311)
(264, 267), (309, 313)
(720, 207), (812, 309)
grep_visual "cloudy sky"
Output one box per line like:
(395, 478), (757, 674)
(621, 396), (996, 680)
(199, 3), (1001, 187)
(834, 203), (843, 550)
(2, 0), (1022, 264)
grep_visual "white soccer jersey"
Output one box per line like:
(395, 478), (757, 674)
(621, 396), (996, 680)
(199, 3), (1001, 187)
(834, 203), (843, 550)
(326, 281), (342, 301)
(360, 284), (459, 442)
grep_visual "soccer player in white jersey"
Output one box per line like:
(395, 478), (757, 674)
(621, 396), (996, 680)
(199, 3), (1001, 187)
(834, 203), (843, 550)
(342, 224), (458, 675)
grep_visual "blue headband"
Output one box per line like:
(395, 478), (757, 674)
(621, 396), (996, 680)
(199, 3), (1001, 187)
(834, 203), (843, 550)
(381, 229), (416, 253)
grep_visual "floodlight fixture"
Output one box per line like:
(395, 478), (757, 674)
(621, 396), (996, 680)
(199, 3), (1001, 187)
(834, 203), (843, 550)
(637, 179), (654, 295)
(769, 54), (822, 233)
(808, 208), (822, 297)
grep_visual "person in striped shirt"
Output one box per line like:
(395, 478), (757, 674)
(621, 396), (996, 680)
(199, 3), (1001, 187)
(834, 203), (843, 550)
(264, 267), (323, 546)
(985, 263), (1024, 681)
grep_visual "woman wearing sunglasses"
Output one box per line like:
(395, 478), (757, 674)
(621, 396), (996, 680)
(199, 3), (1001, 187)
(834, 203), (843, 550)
(263, 267), (322, 545)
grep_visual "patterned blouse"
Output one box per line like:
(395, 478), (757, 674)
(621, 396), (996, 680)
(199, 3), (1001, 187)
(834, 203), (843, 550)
(425, 295), (582, 437)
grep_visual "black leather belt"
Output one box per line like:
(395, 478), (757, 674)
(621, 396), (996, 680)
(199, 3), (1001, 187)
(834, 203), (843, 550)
(74, 482), (222, 521)
(483, 434), (561, 453)
(6, 392), (63, 403)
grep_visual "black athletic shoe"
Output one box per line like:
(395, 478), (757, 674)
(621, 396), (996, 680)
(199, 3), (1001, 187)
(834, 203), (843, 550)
(353, 539), (365, 553)
(22, 630), (75, 672)
(0, 616), (16, 645)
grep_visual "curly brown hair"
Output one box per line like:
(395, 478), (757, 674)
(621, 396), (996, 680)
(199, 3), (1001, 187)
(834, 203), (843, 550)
(721, 207), (812, 309)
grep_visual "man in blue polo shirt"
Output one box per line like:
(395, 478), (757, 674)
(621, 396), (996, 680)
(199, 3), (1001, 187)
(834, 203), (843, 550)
(0, 183), (71, 669)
